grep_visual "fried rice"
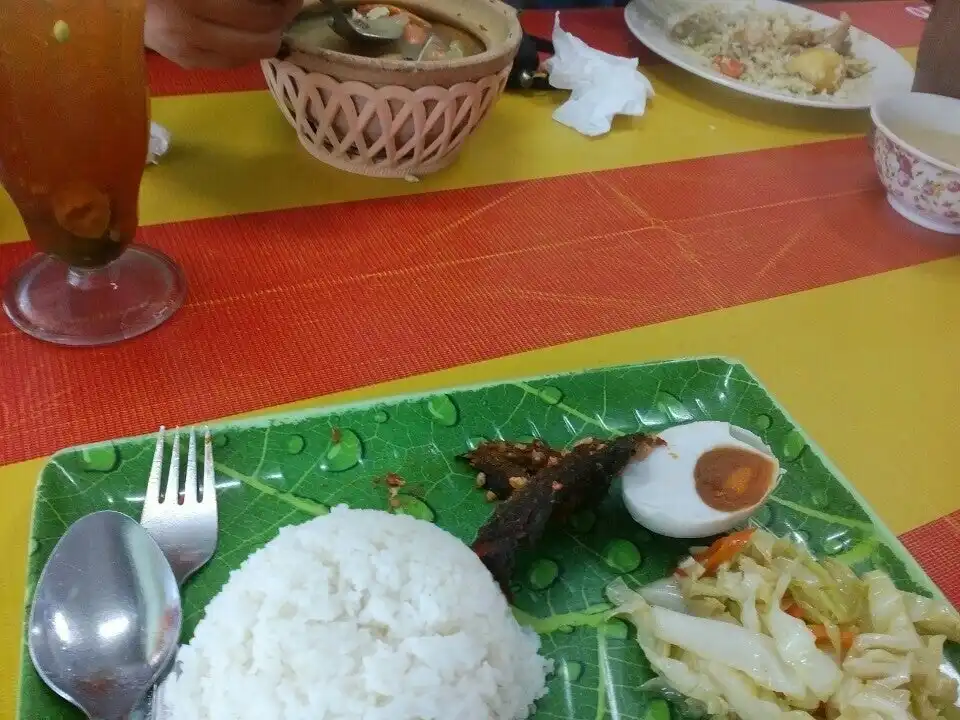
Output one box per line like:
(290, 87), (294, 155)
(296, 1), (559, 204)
(669, 4), (872, 97)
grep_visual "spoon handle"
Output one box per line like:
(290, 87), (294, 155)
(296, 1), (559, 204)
(319, 0), (356, 38)
(131, 667), (173, 720)
(127, 688), (154, 720)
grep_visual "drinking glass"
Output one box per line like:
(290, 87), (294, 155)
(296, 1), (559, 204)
(0, 0), (186, 346)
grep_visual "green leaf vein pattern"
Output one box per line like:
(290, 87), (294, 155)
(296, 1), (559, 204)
(20, 358), (954, 720)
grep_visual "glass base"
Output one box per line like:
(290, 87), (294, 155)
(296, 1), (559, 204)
(3, 246), (186, 347)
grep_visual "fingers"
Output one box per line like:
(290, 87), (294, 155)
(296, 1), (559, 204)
(145, 0), (292, 69)
(193, 0), (304, 35)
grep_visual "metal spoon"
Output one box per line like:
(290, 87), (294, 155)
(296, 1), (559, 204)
(320, 0), (404, 44)
(28, 510), (181, 720)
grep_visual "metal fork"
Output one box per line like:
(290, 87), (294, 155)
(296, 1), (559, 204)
(137, 427), (219, 720)
(140, 426), (219, 586)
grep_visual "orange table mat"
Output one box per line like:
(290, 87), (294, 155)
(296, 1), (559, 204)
(902, 512), (960, 607)
(0, 139), (953, 464)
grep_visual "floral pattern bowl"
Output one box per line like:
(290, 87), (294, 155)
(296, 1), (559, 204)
(870, 92), (960, 235)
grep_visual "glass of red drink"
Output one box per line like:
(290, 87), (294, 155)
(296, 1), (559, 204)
(0, 0), (186, 345)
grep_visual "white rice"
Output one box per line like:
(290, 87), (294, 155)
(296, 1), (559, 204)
(163, 507), (552, 720)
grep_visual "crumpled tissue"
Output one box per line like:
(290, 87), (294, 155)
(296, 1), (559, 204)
(542, 13), (655, 136)
(148, 122), (171, 165)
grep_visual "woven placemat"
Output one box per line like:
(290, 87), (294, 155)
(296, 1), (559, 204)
(914, 0), (960, 98)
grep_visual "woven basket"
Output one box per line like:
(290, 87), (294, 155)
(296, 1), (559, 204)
(263, 59), (510, 177)
(263, 0), (521, 178)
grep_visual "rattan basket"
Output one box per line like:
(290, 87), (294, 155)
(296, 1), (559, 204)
(263, 0), (521, 178)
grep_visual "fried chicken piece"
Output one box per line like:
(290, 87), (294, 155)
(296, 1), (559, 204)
(552, 434), (665, 524)
(785, 27), (819, 47)
(821, 12), (852, 55)
(786, 13), (852, 55)
(460, 439), (561, 500)
(471, 433), (664, 597)
(471, 475), (555, 598)
(670, 12), (718, 45)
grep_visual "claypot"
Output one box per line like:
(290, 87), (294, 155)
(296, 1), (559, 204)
(262, 0), (522, 178)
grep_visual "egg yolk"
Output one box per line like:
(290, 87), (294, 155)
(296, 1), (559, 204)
(694, 446), (775, 512)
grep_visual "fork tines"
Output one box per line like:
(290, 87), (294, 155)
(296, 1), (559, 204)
(144, 426), (216, 506)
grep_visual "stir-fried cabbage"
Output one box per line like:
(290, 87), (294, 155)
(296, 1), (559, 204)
(609, 530), (960, 720)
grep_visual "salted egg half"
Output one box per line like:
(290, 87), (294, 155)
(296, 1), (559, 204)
(621, 421), (781, 538)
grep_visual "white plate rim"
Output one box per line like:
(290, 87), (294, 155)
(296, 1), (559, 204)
(623, 0), (916, 110)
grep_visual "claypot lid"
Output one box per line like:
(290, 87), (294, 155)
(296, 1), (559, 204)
(283, 0), (523, 76)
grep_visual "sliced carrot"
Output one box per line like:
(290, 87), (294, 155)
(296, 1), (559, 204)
(403, 23), (428, 45)
(810, 625), (856, 651)
(693, 528), (756, 575)
(713, 55), (745, 79)
(783, 602), (805, 619)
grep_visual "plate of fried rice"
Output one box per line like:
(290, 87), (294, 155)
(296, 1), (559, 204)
(624, 0), (914, 109)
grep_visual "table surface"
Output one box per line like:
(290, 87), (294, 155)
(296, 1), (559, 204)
(2, 2), (959, 714)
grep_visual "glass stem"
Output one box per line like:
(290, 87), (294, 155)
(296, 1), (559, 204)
(66, 265), (113, 291)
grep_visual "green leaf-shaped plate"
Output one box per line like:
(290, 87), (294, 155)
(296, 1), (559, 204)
(17, 357), (959, 719)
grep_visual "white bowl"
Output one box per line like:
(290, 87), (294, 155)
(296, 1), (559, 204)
(870, 92), (960, 235)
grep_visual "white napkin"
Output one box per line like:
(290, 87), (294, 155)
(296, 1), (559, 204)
(148, 122), (171, 165)
(542, 13), (655, 137)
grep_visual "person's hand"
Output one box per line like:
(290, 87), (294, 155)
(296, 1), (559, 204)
(145, 0), (303, 69)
